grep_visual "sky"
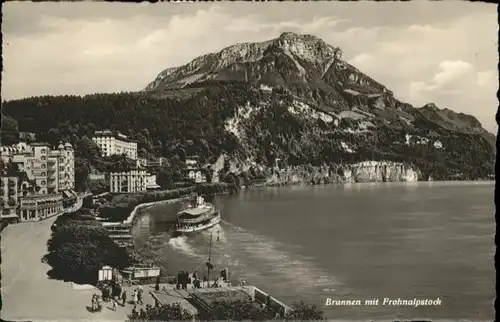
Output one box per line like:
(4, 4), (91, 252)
(2, 1), (498, 132)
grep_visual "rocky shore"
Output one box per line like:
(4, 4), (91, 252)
(242, 160), (420, 187)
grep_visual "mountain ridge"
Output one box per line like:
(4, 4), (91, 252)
(1, 32), (495, 188)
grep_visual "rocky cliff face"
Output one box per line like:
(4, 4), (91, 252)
(344, 161), (419, 183)
(215, 155), (418, 186)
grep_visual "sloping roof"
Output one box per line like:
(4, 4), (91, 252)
(22, 194), (62, 200)
(30, 142), (51, 147)
(1, 214), (19, 219)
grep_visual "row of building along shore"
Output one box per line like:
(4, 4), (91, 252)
(1, 130), (294, 321)
(91, 130), (208, 194)
(1, 130), (208, 225)
(1, 140), (77, 223)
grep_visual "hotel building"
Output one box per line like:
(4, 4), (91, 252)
(92, 130), (138, 160)
(1, 176), (20, 220)
(0, 142), (75, 195)
(187, 170), (207, 183)
(20, 194), (64, 222)
(109, 169), (147, 193)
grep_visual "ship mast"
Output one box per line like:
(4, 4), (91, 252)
(206, 232), (213, 287)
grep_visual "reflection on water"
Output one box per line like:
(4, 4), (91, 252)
(132, 181), (494, 320)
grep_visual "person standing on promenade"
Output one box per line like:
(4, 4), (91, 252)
(155, 276), (160, 291)
(116, 283), (122, 300)
(96, 295), (102, 312)
(137, 287), (144, 305)
(91, 294), (96, 312)
(132, 288), (138, 305)
(121, 290), (127, 306)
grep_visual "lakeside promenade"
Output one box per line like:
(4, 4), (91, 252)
(0, 195), (116, 321)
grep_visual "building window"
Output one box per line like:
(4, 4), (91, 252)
(41, 156), (46, 161)
(41, 172), (46, 176)
(41, 180), (46, 185)
(42, 164), (46, 169)
(41, 149), (46, 154)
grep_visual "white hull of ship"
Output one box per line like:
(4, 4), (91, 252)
(174, 214), (221, 235)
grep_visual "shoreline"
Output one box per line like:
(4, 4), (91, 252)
(257, 177), (494, 188)
(122, 196), (191, 225)
(123, 177), (494, 227)
(103, 176), (493, 226)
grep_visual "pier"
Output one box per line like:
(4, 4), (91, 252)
(101, 221), (134, 247)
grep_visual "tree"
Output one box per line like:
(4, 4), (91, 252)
(177, 148), (187, 162)
(198, 299), (269, 321)
(43, 217), (133, 285)
(0, 114), (19, 145)
(74, 136), (102, 161)
(284, 301), (325, 320)
(0, 86), (494, 182)
(130, 299), (326, 321)
(128, 303), (193, 321)
(87, 178), (110, 195)
(157, 164), (175, 189)
(74, 157), (91, 192)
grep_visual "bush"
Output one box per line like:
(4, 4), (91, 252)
(198, 299), (270, 321)
(127, 299), (326, 321)
(128, 303), (193, 321)
(285, 301), (326, 320)
(44, 215), (134, 285)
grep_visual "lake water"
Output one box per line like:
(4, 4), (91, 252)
(132, 181), (495, 320)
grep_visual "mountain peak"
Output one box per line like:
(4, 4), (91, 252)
(278, 31), (321, 42)
(279, 31), (299, 38)
(144, 33), (347, 93)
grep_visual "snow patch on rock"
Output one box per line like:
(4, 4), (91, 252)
(260, 84), (273, 92)
(340, 141), (355, 153)
(177, 73), (205, 88)
(405, 134), (429, 146)
(337, 111), (366, 120)
(287, 101), (334, 123)
(224, 101), (265, 140)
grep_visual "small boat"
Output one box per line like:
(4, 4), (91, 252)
(173, 195), (221, 236)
